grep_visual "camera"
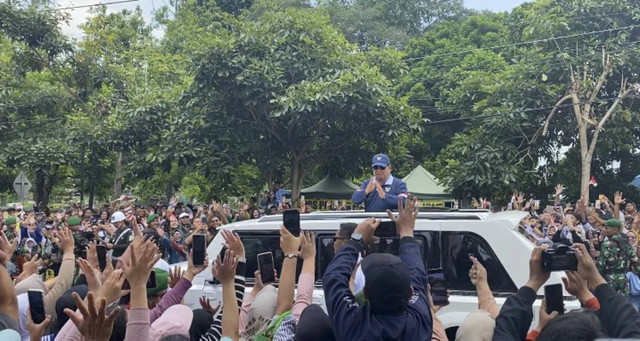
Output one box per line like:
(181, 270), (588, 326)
(542, 243), (578, 271)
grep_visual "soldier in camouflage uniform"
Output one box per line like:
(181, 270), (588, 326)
(597, 219), (640, 295)
(66, 216), (88, 258)
(3, 216), (18, 242)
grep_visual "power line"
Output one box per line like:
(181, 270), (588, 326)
(405, 24), (640, 62)
(403, 40), (640, 104)
(422, 95), (636, 126)
(54, 0), (142, 11)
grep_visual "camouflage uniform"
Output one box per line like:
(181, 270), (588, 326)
(72, 230), (89, 258)
(3, 225), (17, 242)
(597, 233), (640, 296)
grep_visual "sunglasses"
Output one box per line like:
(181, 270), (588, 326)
(372, 166), (386, 170)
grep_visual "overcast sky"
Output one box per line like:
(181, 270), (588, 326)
(55, 0), (530, 39)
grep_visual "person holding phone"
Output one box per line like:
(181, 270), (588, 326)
(323, 196), (431, 340)
(351, 154), (408, 212)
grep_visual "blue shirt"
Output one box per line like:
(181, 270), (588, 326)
(351, 176), (408, 212)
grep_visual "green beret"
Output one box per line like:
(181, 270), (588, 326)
(146, 214), (159, 224)
(147, 268), (169, 297)
(605, 219), (622, 229)
(5, 216), (17, 225)
(68, 217), (82, 226)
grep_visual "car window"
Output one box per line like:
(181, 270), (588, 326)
(234, 233), (302, 282)
(316, 233), (437, 281)
(442, 231), (517, 294)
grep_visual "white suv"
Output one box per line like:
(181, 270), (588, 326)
(178, 210), (579, 338)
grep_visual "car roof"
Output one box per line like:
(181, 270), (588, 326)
(219, 210), (527, 231)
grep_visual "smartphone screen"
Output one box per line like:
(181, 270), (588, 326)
(544, 284), (564, 315)
(193, 234), (206, 266)
(97, 245), (107, 272)
(374, 221), (397, 238)
(147, 270), (157, 288)
(28, 289), (46, 324)
(427, 268), (449, 307)
(257, 252), (275, 284)
(282, 209), (300, 237)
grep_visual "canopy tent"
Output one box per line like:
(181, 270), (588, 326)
(402, 165), (454, 202)
(301, 174), (360, 200)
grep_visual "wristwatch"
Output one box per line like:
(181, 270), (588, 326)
(350, 231), (364, 250)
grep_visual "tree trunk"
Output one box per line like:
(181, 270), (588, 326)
(111, 152), (123, 202)
(79, 145), (85, 204)
(34, 167), (45, 209)
(289, 158), (303, 208)
(581, 155), (592, 203)
(88, 144), (98, 209)
(43, 165), (57, 214)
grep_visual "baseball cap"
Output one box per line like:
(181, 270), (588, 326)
(150, 304), (193, 340)
(361, 253), (411, 314)
(371, 154), (390, 168)
(605, 219), (622, 229)
(179, 212), (190, 219)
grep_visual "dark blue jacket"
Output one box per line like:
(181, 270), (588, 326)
(351, 176), (408, 212)
(20, 225), (43, 244)
(322, 237), (432, 341)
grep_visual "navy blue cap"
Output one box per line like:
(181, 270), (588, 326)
(361, 253), (411, 314)
(372, 154), (390, 168)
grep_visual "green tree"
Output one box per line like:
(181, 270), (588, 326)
(189, 8), (419, 204)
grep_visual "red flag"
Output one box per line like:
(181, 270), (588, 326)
(589, 176), (598, 187)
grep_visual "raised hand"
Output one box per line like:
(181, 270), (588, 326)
(211, 250), (237, 284)
(77, 258), (101, 293)
(555, 185), (564, 197)
(365, 178), (376, 195)
(615, 191), (625, 205)
(374, 181), (386, 199)
(221, 230), (245, 258)
(525, 245), (551, 292)
(57, 228), (75, 255)
(386, 196), (419, 238)
(534, 300), (559, 332)
(298, 230), (316, 260)
(21, 254), (42, 277)
(354, 218), (381, 245)
(168, 266), (185, 288)
(26, 308), (51, 341)
(119, 241), (160, 287)
(562, 271), (593, 304)
(86, 241), (100, 270)
(98, 269), (128, 305)
(469, 256), (487, 287)
(0, 231), (15, 268)
(279, 226), (301, 255)
(572, 243), (606, 288)
(64, 292), (121, 341)
(199, 296), (220, 315)
(186, 250), (209, 281)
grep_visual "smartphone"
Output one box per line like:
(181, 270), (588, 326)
(193, 234), (206, 266)
(97, 245), (107, 272)
(374, 221), (397, 238)
(257, 252), (275, 284)
(544, 284), (564, 315)
(427, 268), (449, 307)
(122, 270), (157, 290)
(28, 289), (46, 324)
(147, 270), (157, 288)
(282, 209), (300, 237)
(595, 200), (601, 210)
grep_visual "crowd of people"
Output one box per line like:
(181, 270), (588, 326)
(0, 179), (639, 340)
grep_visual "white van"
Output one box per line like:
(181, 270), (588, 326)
(178, 210), (580, 338)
